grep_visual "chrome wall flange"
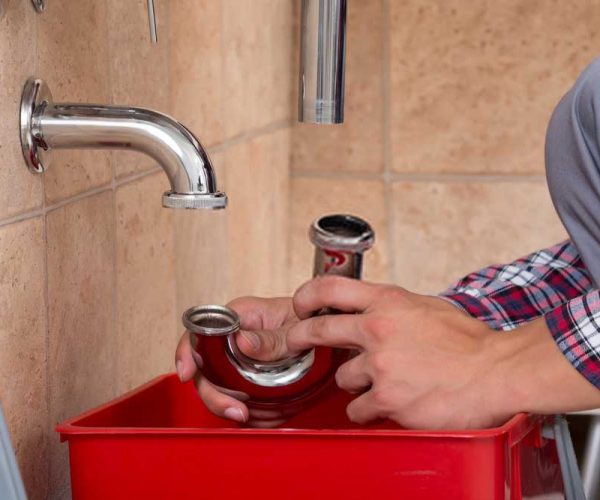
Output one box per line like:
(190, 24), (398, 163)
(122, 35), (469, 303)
(20, 78), (53, 174)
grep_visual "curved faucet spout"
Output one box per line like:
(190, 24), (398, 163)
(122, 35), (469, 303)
(20, 78), (226, 210)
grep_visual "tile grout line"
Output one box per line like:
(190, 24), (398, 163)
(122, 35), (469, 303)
(390, 173), (547, 183)
(1, 160), (546, 230)
(114, 165), (163, 187)
(106, 0), (119, 399)
(167, 2), (184, 330)
(0, 165), (164, 229)
(45, 183), (113, 214)
(33, 3), (52, 492)
(290, 168), (384, 180)
(41, 171), (51, 496)
(110, 173), (118, 398)
(164, 0), (180, 345)
(381, 0), (396, 285)
(285, 125), (294, 294)
(0, 208), (44, 229)
(207, 120), (292, 155)
(290, 167), (547, 184)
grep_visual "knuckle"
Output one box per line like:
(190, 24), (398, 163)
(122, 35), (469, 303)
(377, 285), (407, 303)
(308, 316), (328, 342)
(334, 364), (348, 387)
(362, 315), (393, 343)
(370, 387), (392, 410)
(314, 275), (335, 301)
(368, 352), (390, 378)
(316, 274), (346, 299)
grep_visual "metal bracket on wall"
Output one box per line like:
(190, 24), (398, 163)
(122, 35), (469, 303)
(147, 0), (157, 43)
(31, 0), (45, 13)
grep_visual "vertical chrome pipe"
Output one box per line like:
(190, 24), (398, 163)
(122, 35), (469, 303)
(298, 0), (347, 124)
(310, 214), (374, 320)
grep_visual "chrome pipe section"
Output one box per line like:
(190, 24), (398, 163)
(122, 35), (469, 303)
(298, 0), (347, 124)
(310, 214), (374, 280)
(20, 78), (226, 209)
(182, 214), (374, 415)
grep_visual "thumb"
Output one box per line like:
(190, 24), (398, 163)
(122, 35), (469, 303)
(235, 326), (291, 362)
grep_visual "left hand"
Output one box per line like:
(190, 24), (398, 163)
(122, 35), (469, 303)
(286, 276), (508, 429)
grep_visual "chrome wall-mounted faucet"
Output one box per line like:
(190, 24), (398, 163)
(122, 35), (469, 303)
(20, 78), (226, 210)
(298, 0), (347, 124)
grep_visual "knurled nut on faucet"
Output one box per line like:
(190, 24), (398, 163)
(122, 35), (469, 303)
(162, 192), (227, 210)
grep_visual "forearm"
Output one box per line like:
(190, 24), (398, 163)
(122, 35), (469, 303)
(487, 316), (600, 416)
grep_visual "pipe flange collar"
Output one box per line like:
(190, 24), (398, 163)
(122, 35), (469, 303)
(183, 305), (240, 336)
(162, 191), (227, 210)
(309, 214), (374, 253)
(20, 77), (53, 174)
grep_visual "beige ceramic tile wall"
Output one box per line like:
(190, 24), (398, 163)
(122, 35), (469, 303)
(171, 0), (295, 313)
(0, 1), (295, 498)
(289, 0), (599, 295)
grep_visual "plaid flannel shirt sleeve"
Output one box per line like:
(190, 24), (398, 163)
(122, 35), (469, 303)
(440, 240), (600, 388)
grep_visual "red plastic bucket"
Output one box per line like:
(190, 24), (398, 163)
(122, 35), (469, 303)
(57, 374), (564, 500)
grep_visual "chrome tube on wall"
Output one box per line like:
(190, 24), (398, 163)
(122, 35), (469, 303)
(298, 0), (347, 124)
(38, 105), (220, 207)
(310, 214), (373, 280)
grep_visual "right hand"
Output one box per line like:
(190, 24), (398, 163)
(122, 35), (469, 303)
(175, 296), (298, 426)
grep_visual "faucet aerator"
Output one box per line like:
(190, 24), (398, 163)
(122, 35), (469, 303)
(162, 192), (227, 210)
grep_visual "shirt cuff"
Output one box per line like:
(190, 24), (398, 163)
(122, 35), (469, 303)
(439, 292), (506, 330)
(545, 292), (600, 389)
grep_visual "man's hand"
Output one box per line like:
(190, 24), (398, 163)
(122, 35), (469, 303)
(286, 276), (505, 429)
(175, 296), (298, 426)
(176, 277), (600, 430)
(287, 276), (600, 429)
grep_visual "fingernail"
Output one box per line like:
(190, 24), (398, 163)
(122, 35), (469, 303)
(224, 407), (246, 423)
(240, 331), (261, 352)
(176, 360), (184, 382)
